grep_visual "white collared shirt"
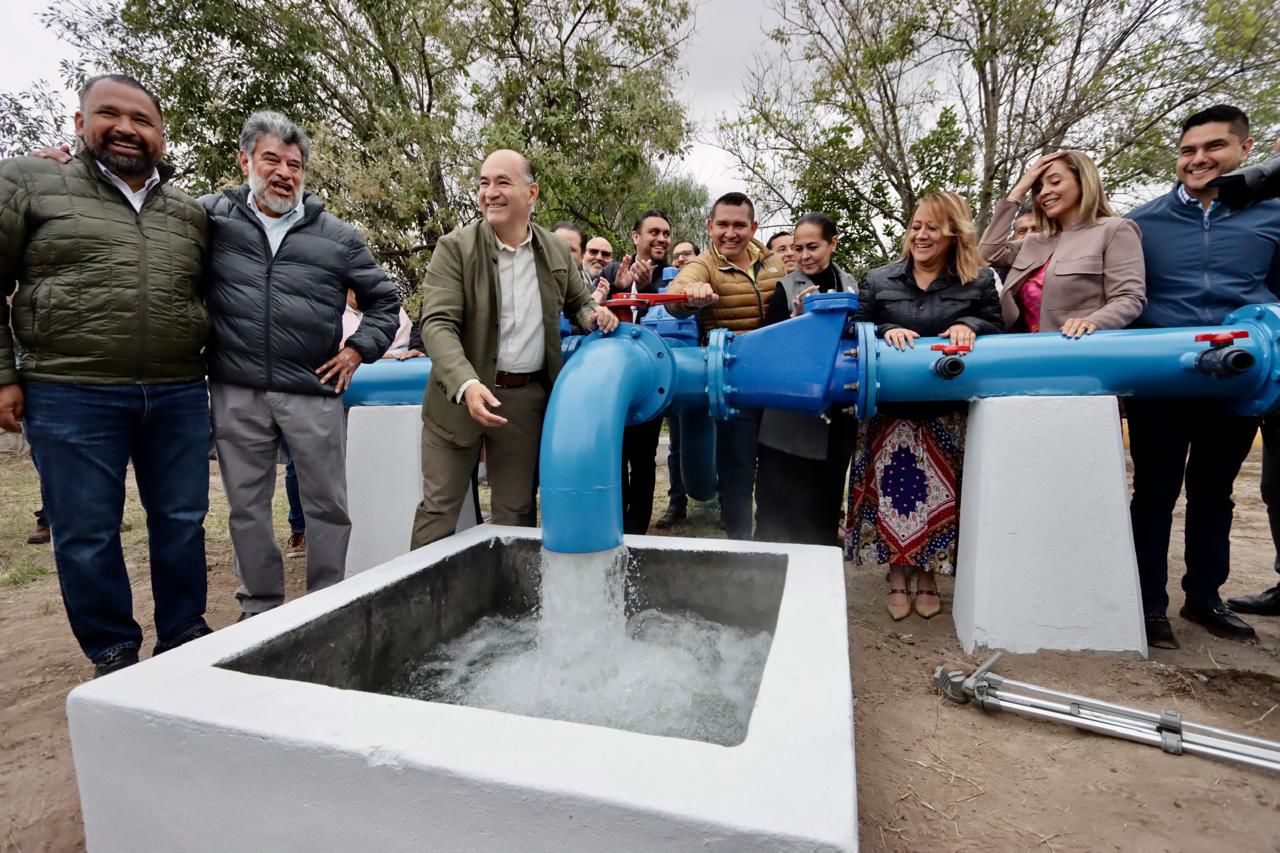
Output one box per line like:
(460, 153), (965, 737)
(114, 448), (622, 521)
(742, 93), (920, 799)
(96, 161), (160, 213)
(455, 225), (545, 403)
(495, 227), (545, 373)
(248, 192), (305, 256)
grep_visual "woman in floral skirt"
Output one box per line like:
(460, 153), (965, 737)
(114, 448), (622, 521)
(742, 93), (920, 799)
(845, 192), (1003, 619)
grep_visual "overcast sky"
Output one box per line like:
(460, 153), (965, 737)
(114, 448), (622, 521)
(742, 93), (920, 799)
(0, 0), (776, 204)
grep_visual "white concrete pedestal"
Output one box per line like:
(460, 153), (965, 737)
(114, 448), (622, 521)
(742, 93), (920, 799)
(953, 396), (1146, 655)
(344, 406), (478, 577)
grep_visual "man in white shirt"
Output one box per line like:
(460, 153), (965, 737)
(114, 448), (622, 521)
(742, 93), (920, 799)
(412, 149), (617, 547)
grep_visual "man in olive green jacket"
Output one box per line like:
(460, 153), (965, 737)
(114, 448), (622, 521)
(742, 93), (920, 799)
(0, 75), (213, 677)
(411, 149), (617, 547)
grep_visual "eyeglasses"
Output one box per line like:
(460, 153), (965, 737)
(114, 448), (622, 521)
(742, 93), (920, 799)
(585, 248), (613, 259)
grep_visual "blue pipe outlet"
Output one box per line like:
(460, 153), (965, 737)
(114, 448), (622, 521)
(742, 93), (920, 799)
(540, 324), (679, 553)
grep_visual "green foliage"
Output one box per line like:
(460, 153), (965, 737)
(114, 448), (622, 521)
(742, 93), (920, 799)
(720, 0), (1280, 273)
(0, 81), (72, 158)
(42, 0), (700, 288)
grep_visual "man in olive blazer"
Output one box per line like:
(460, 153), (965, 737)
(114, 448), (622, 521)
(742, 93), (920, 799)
(412, 149), (616, 547)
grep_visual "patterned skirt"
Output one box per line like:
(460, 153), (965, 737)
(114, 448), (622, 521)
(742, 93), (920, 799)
(843, 411), (967, 575)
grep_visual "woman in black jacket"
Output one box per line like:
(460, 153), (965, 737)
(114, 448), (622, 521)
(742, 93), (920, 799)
(755, 212), (858, 544)
(845, 191), (1003, 620)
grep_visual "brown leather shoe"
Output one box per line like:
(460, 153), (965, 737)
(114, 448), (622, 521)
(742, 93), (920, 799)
(285, 532), (306, 558)
(26, 524), (51, 545)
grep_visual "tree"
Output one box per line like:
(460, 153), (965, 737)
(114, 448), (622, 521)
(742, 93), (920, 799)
(43, 0), (697, 288)
(719, 0), (1280, 274)
(0, 81), (72, 159)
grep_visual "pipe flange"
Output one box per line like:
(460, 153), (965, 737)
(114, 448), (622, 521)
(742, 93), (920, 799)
(854, 321), (878, 420)
(616, 323), (678, 425)
(705, 327), (734, 421)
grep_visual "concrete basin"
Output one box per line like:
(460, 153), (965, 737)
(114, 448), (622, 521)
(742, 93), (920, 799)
(67, 526), (857, 852)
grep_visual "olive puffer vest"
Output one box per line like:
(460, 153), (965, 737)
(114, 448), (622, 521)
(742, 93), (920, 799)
(0, 149), (208, 385)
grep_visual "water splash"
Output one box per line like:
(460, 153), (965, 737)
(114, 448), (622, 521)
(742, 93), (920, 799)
(395, 547), (772, 746)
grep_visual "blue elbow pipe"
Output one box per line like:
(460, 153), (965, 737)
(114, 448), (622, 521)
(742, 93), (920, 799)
(540, 324), (680, 553)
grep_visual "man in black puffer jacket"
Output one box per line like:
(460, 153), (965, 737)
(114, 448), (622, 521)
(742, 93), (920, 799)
(203, 111), (400, 619)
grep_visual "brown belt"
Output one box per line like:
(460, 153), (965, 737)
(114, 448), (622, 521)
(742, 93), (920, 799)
(494, 370), (536, 389)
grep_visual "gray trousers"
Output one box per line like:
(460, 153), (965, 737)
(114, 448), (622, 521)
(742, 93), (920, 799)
(210, 383), (350, 613)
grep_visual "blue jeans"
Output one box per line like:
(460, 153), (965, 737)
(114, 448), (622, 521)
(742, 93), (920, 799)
(23, 380), (212, 662)
(280, 439), (305, 535)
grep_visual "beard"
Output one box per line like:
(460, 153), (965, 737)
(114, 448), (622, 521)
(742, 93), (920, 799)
(86, 130), (160, 178)
(249, 169), (303, 214)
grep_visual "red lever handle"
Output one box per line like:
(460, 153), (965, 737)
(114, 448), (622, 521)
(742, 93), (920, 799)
(1194, 330), (1250, 346)
(930, 343), (972, 354)
(602, 292), (691, 307)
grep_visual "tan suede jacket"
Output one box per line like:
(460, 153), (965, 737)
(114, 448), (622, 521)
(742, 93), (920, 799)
(667, 239), (786, 335)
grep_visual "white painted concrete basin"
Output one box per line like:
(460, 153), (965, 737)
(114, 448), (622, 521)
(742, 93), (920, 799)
(67, 526), (857, 852)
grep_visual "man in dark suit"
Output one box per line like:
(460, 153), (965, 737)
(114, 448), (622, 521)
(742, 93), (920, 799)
(410, 149), (617, 547)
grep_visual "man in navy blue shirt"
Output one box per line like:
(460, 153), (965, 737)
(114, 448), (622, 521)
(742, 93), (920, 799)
(1228, 135), (1280, 620)
(1127, 105), (1280, 650)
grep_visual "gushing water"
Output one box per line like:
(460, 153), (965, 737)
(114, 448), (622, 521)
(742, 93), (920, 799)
(396, 547), (771, 746)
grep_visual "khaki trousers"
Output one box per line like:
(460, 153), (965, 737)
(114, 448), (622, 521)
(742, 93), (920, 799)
(411, 383), (546, 548)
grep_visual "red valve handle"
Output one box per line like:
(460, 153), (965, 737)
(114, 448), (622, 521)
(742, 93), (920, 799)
(930, 343), (972, 354)
(1194, 330), (1249, 346)
(602, 292), (691, 307)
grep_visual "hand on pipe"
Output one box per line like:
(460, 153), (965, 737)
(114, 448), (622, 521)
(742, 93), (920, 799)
(884, 328), (919, 350)
(585, 304), (619, 334)
(463, 382), (508, 427)
(942, 323), (976, 349)
(791, 285), (819, 317)
(1060, 317), (1097, 339)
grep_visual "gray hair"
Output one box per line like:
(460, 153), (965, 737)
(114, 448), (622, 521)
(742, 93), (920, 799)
(239, 111), (311, 166)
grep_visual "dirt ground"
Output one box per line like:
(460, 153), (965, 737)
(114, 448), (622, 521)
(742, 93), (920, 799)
(2, 440), (1279, 852)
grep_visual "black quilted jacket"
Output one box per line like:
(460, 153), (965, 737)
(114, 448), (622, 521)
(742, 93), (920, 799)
(0, 149), (209, 385)
(201, 186), (400, 395)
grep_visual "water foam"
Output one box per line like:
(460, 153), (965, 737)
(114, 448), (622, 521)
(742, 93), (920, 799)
(396, 547), (772, 746)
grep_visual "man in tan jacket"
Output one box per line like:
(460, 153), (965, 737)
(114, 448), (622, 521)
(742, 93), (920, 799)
(667, 192), (786, 539)
(411, 149), (616, 547)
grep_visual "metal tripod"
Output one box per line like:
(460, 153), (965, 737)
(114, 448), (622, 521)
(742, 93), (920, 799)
(934, 653), (1280, 773)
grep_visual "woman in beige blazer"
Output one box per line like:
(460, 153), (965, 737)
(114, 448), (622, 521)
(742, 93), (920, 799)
(981, 150), (1146, 337)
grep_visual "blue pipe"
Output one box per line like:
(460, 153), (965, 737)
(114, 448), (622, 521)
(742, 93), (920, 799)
(342, 357), (433, 406)
(539, 324), (680, 553)
(345, 298), (1280, 556)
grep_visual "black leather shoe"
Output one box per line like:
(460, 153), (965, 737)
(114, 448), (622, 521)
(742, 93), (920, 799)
(1226, 584), (1280, 616)
(153, 624), (213, 656)
(93, 647), (139, 678)
(653, 506), (687, 530)
(1144, 614), (1179, 650)
(1179, 602), (1257, 642)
